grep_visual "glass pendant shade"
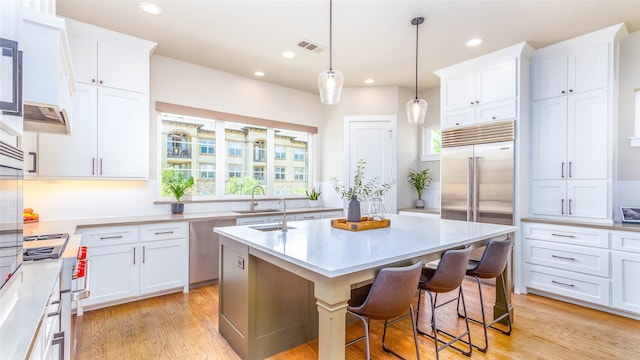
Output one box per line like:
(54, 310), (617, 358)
(318, 69), (344, 105)
(406, 98), (428, 125)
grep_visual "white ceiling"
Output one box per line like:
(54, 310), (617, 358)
(56, 0), (640, 94)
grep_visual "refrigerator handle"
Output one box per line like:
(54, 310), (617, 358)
(473, 156), (479, 222)
(468, 157), (474, 221)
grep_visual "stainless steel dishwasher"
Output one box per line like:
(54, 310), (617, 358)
(189, 219), (236, 287)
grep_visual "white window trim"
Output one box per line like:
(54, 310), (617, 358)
(420, 126), (441, 161)
(630, 88), (640, 147)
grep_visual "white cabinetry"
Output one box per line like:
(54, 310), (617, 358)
(29, 18), (156, 179)
(436, 44), (532, 129)
(235, 210), (343, 226)
(529, 24), (627, 224)
(77, 222), (187, 311)
(611, 232), (640, 314)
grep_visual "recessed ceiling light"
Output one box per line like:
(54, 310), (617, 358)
(254, 71), (265, 77)
(281, 51), (296, 59)
(465, 38), (484, 47)
(364, 79), (375, 85)
(140, 2), (162, 15)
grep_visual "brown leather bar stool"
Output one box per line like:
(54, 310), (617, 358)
(346, 260), (423, 360)
(416, 247), (473, 360)
(457, 237), (513, 352)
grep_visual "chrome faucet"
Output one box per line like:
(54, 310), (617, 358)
(250, 185), (265, 211)
(278, 197), (288, 232)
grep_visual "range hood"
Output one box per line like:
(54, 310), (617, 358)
(20, 8), (75, 135)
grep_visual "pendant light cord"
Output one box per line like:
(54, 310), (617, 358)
(414, 19), (419, 100)
(329, 0), (333, 71)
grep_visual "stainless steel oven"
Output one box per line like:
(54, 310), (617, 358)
(0, 140), (24, 299)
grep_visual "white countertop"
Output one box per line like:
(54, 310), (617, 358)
(215, 214), (516, 278)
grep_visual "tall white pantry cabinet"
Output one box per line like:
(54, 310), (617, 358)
(523, 24), (639, 320)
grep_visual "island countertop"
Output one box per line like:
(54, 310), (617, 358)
(214, 214), (517, 278)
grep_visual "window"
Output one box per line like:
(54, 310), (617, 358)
(275, 167), (286, 180)
(228, 142), (242, 156)
(200, 139), (215, 154)
(200, 163), (215, 179)
(253, 140), (266, 162)
(293, 148), (305, 161)
(254, 166), (265, 181)
(275, 145), (286, 159)
(421, 126), (441, 161)
(294, 167), (305, 181)
(228, 164), (243, 178)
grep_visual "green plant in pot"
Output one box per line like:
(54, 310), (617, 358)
(408, 168), (431, 208)
(305, 187), (321, 208)
(164, 172), (194, 214)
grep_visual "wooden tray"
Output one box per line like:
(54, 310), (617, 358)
(24, 220), (39, 223)
(331, 217), (390, 232)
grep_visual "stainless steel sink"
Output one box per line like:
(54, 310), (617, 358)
(249, 224), (295, 232)
(234, 209), (281, 214)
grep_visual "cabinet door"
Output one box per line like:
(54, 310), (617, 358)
(98, 42), (148, 93)
(441, 71), (475, 112)
(475, 99), (516, 124)
(567, 180), (608, 219)
(38, 83), (98, 177)
(567, 89), (608, 180)
(530, 180), (566, 216)
(476, 59), (516, 104)
(568, 42), (609, 95)
(22, 132), (38, 176)
(441, 107), (475, 129)
(67, 32), (98, 85)
(612, 251), (640, 314)
(531, 97), (567, 180)
(531, 55), (567, 100)
(236, 216), (270, 225)
(140, 239), (187, 294)
(97, 87), (148, 178)
(82, 244), (139, 307)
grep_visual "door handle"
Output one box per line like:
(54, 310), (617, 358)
(28, 152), (37, 173)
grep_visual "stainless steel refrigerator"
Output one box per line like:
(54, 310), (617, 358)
(440, 120), (515, 226)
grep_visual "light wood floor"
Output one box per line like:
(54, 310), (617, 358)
(75, 280), (639, 360)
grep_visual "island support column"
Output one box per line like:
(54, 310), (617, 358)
(314, 276), (351, 360)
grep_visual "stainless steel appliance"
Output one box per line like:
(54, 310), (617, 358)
(23, 233), (68, 261)
(0, 140), (24, 298)
(440, 120), (515, 226)
(189, 219), (236, 286)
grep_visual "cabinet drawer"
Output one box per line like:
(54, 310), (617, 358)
(236, 216), (270, 226)
(79, 226), (138, 246)
(140, 222), (188, 242)
(611, 231), (640, 253)
(524, 239), (610, 277)
(525, 263), (610, 306)
(522, 222), (609, 248)
(321, 211), (344, 219)
(296, 213), (320, 221)
(475, 98), (516, 123)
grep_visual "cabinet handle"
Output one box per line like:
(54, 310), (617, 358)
(561, 199), (565, 215)
(568, 162), (573, 178)
(475, 100), (479, 104)
(561, 162), (565, 178)
(28, 152), (37, 173)
(99, 80), (103, 85)
(492, 116), (496, 120)
(551, 233), (575, 238)
(91, 78), (96, 83)
(551, 254), (575, 261)
(561, 90), (566, 94)
(470, 101), (474, 105)
(92, 158), (95, 175)
(143, 246), (146, 264)
(568, 199), (573, 215)
(155, 231), (174, 235)
(551, 280), (574, 287)
(569, 89), (573, 93)
(99, 235), (123, 240)
(133, 247), (136, 265)
(100, 158), (103, 175)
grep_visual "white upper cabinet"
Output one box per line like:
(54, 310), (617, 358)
(532, 42), (610, 101)
(437, 43), (532, 129)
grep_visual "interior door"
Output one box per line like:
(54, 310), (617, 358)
(346, 116), (395, 214)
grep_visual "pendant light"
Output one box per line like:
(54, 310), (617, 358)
(406, 17), (427, 125)
(318, 0), (343, 105)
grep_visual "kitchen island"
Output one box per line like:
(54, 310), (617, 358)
(215, 214), (516, 360)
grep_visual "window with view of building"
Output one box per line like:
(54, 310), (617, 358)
(200, 139), (215, 154)
(159, 109), (314, 199)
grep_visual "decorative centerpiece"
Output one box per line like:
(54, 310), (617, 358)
(408, 168), (431, 208)
(305, 187), (321, 208)
(331, 159), (393, 222)
(163, 171), (194, 214)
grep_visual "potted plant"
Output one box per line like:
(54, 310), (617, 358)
(407, 168), (431, 208)
(305, 187), (321, 208)
(164, 172), (194, 214)
(331, 159), (393, 222)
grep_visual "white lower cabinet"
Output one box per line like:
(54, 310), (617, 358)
(78, 222), (187, 311)
(523, 222), (640, 317)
